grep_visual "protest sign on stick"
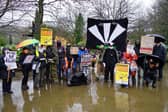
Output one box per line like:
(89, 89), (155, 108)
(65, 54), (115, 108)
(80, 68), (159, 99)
(4, 51), (17, 70)
(140, 36), (154, 55)
(40, 28), (53, 46)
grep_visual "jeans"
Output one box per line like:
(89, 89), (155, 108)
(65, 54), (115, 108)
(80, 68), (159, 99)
(57, 62), (64, 81)
(66, 68), (71, 81)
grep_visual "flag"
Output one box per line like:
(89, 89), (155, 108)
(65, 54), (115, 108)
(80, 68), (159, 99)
(86, 18), (128, 52)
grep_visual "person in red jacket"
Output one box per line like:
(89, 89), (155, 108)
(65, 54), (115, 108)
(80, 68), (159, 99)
(123, 40), (138, 87)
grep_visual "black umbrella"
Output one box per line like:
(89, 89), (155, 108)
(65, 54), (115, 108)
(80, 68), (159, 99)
(137, 54), (162, 69)
(145, 34), (166, 42)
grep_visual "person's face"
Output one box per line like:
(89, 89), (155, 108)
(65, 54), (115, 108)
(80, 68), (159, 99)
(157, 42), (161, 46)
(24, 49), (29, 54)
(149, 63), (155, 68)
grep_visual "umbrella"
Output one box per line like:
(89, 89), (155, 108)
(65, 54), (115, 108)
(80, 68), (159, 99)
(145, 34), (166, 42)
(137, 54), (162, 69)
(16, 39), (39, 48)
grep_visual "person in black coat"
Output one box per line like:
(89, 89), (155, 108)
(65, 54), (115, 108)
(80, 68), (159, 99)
(45, 46), (54, 83)
(153, 40), (167, 80)
(144, 59), (158, 88)
(134, 40), (141, 86)
(134, 40), (140, 56)
(0, 48), (15, 94)
(57, 41), (65, 83)
(103, 48), (118, 83)
(19, 47), (32, 90)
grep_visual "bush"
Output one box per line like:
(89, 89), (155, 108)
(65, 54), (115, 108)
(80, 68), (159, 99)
(0, 37), (7, 46)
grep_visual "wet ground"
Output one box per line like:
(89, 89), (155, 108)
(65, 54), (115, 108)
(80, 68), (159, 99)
(0, 64), (168, 112)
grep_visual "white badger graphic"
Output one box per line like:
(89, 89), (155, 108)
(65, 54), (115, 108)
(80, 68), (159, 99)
(88, 23), (126, 45)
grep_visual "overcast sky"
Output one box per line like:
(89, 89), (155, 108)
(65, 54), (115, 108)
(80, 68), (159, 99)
(0, 0), (157, 27)
(44, 0), (157, 22)
(136, 0), (156, 10)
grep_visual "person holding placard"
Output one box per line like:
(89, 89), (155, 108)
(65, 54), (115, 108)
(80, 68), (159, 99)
(123, 40), (138, 87)
(78, 47), (88, 71)
(0, 48), (15, 94)
(19, 47), (33, 90)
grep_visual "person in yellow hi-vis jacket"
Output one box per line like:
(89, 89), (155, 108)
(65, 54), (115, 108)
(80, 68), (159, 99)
(32, 46), (40, 89)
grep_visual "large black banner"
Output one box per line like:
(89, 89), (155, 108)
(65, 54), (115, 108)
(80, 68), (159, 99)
(86, 18), (128, 52)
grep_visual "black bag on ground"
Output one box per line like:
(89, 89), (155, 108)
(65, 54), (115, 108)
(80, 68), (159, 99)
(67, 72), (87, 86)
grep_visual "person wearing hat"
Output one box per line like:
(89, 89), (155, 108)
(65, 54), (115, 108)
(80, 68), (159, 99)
(19, 47), (32, 90)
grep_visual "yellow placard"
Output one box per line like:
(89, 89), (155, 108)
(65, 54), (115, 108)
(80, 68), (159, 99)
(115, 63), (129, 85)
(40, 28), (53, 45)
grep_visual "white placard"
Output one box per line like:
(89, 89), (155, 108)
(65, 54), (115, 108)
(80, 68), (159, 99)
(81, 54), (92, 66)
(4, 51), (17, 70)
(140, 36), (154, 55)
(70, 47), (79, 55)
(23, 55), (34, 64)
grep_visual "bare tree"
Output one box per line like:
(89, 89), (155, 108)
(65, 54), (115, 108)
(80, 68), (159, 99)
(0, 0), (11, 18)
(45, 0), (82, 30)
(88, 0), (139, 22)
(0, 0), (36, 27)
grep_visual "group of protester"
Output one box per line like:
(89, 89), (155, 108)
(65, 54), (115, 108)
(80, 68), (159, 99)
(95, 39), (167, 88)
(0, 41), (91, 94)
(0, 38), (167, 95)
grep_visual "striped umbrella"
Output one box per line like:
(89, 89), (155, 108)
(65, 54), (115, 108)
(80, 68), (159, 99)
(16, 39), (39, 48)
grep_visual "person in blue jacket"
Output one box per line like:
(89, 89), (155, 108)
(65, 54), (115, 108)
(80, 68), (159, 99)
(78, 47), (88, 71)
